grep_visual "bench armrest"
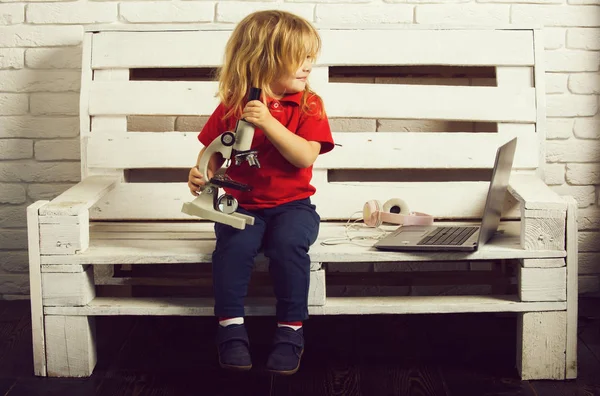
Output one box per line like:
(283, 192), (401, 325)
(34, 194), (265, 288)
(34, 176), (120, 255)
(39, 176), (120, 216)
(508, 174), (568, 251)
(508, 174), (567, 212)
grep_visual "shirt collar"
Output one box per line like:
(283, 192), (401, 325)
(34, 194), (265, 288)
(267, 91), (303, 106)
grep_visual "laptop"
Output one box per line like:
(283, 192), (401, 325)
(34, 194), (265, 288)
(373, 137), (517, 252)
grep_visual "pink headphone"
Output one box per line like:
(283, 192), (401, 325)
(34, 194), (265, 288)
(363, 198), (433, 228)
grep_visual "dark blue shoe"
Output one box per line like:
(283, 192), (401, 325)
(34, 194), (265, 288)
(266, 327), (304, 375)
(216, 324), (252, 371)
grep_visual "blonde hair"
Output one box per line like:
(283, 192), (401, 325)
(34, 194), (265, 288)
(217, 10), (324, 120)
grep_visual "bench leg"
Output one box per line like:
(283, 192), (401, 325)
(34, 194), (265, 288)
(308, 267), (326, 306)
(45, 315), (97, 377)
(27, 201), (49, 376)
(516, 311), (567, 380)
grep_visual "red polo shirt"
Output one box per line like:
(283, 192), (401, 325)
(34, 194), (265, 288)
(197, 91), (335, 210)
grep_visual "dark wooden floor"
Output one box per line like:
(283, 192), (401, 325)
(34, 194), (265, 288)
(1, 299), (599, 396)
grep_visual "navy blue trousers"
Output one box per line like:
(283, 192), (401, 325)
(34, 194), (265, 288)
(211, 198), (320, 322)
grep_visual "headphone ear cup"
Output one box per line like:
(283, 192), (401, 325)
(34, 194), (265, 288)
(383, 198), (410, 215)
(363, 200), (382, 227)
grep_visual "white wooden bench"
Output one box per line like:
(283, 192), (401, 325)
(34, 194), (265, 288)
(27, 25), (578, 380)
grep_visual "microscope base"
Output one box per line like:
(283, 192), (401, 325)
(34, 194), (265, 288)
(181, 195), (255, 230)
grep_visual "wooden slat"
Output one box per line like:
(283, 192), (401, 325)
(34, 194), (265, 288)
(496, 67), (533, 88)
(519, 267), (566, 301)
(43, 295), (565, 316)
(42, 265), (88, 273)
(89, 81), (219, 116)
(92, 29), (534, 69)
(89, 221), (215, 236)
(92, 30), (231, 69)
(39, 213), (90, 255)
(85, 24), (536, 32)
(521, 258), (565, 268)
(42, 267), (95, 306)
(94, 271), (500, 287)
(88, 81), (536, 122)
(309, 66), (329, 95)
(40, 221), (566, 266)
(316, 179), (520, 221)
(98, 269), (324, 306)
(321, 84), (536, 121)
(86, 131), (539, 170)
(86, 180), (522, 220)
(321, 131), (540, 169)
(319, 29), (534, 66)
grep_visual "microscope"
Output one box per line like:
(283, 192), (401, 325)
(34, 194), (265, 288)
(181, 87), (262, 230)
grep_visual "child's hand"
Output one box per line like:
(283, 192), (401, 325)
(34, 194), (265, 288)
(242, 100), (274, 130)
(188, 166), (213, 196)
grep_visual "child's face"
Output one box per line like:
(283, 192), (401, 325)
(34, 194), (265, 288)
(270, 56), (313, 99)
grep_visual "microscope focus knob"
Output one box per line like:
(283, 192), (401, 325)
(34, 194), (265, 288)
(221, 132), (235, 147)
(217, 194), (239, 214)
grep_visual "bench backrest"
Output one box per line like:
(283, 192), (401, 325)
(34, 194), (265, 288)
(83, 26), (544, 221)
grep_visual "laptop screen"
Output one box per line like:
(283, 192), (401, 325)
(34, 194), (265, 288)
(477, 138), (517, 246)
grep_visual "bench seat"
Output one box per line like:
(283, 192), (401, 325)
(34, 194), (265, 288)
(39, 221), (566, 267)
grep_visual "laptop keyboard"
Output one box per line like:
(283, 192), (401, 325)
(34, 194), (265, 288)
(417, 226), (478, 246)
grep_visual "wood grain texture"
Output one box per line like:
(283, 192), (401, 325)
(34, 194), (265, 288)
(517, 311), (567, 380)
(39, 176), (119, 216)
(45, 316), (97, 377)
(39, 213), (89, 255)
(519, 267), (566, 302)
(521, 215), (565, 251)
(508, 174), (567, 211)
(42, 267), (95, 306)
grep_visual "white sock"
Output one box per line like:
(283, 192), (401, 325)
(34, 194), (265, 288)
(277, 322), (302, 331)
(219, 317), (244, 327)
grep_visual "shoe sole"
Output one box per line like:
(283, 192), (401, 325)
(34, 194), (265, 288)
(266, 349), (304, 376)
(219, 361), (252, 372)
(218, 356), (252, 372)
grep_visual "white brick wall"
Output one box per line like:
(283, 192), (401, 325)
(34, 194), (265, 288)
(120, 2), (214, 23)
(316, 4), (412, 23)
(26, 3), (118, 24)
(0, 0), (599, 298)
